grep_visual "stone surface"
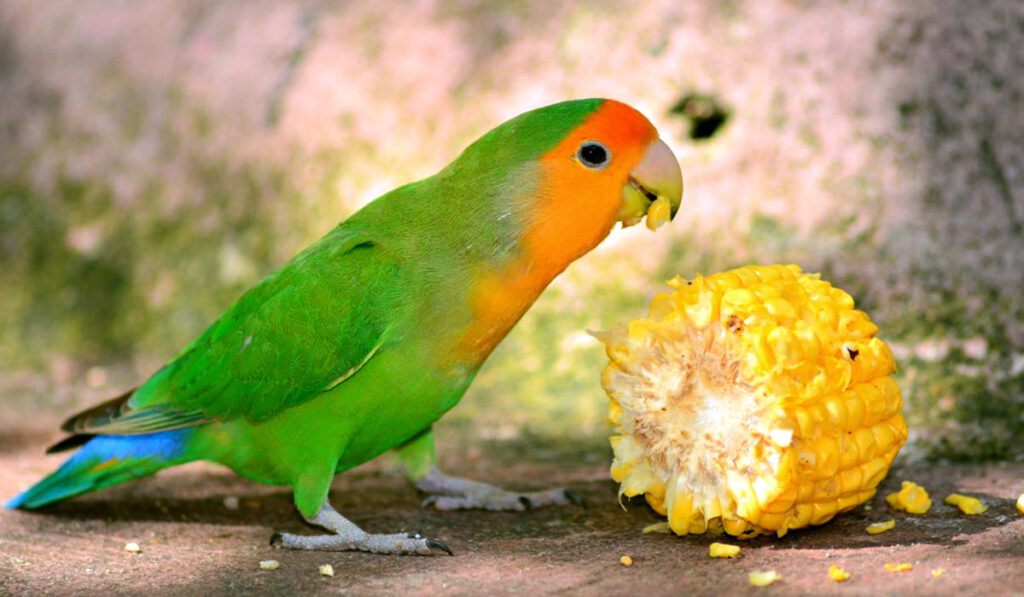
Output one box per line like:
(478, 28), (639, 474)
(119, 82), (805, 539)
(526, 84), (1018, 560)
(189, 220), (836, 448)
(1, 421), (1022, 596)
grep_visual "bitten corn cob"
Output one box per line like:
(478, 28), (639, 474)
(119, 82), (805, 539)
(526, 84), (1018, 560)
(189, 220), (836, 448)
(599, 264), (907, 538)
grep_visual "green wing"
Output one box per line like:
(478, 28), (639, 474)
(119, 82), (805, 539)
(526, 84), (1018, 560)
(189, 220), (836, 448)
(64, 224), (400, 435)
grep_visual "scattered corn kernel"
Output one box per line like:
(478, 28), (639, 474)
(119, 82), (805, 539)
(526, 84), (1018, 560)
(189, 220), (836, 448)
(620, 555), (634, 566)
(866, 519), (896, 534)
(828, 565), (850, 582)
(318, 564), (334, 577)
(259, 560), (280, 571)
(748, 570), (781, 586)
(931, 568), (945, 578)
(944, 493), (988, 515)
(1017, 493), (1024, 516)
(124, 542), (141, 553)
(885, 563), (912, 573)
(223, 496), (240, 511)
(709, 543), (741, 558)
(600, 265), (906, 538)
(642, 522), (672, 534)
(886, 481), (932, 514)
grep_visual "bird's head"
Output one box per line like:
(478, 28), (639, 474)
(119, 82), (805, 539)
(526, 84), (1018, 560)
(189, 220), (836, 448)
(430, 99), (683, 363)
(532, 98), (683, 233)
(443, 99), (682, 267)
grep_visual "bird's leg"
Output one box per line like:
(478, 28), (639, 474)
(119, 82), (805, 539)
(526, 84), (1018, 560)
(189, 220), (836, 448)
(415, 466), (585, 511)
(271, 500), (452, 555)
(394, 427), (585, 512)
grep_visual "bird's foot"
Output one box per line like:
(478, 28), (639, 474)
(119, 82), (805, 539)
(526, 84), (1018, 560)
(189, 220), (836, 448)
(271, 530), (452, 555)
(272, 501), (452, 555)
(416, 467), (586, 511)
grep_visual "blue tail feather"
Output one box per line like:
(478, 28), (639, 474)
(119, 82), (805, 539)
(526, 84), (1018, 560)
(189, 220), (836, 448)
(6, 429), (190, 510)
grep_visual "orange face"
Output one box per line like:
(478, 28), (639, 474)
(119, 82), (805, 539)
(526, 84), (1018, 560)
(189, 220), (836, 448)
(451, 99), (683, 365)
(526, 100), (664, 276)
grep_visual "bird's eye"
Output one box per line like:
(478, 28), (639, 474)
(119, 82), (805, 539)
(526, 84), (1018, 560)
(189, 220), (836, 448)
(577, 141), (610, 169)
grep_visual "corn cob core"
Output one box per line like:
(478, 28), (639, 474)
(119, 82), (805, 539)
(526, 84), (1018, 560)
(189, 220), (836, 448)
(600, 264), (907, 538)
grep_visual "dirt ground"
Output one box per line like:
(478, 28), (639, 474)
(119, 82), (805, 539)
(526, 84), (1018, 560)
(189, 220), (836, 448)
(1, 420), (1022, 597)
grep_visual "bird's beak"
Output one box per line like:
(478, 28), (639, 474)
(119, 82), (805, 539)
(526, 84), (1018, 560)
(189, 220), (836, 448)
(618, 138), (683, 231)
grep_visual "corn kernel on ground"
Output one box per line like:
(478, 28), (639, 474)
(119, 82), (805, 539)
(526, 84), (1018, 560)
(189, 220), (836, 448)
(885, 563), (913, 573)
(748, 570), (781, 586)
(600, 265), (907, 538)
(709, 543), (741, 558)
(866, 520), (896, 534)
(945, 493), (988, 515)
(620, 555), (634, 566)
(642, 522), (671, 534)
(828, 565), (851, 582)
(886, 481), (932, 514)
(259, 560), (280, 571)
(1017, 493), (1024, 516)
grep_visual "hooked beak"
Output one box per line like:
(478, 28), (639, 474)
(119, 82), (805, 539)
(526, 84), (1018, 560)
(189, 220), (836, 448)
(618, 138), (683, 231)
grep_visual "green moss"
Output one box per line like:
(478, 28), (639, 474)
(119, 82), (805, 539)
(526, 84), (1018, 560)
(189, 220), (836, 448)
(0, 180), (135, 365)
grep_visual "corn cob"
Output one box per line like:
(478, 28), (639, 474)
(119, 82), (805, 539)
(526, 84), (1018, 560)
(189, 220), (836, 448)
(599, 264), (907, 538)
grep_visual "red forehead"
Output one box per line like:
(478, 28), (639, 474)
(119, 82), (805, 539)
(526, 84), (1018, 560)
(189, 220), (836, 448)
(538, 99), (660, 185)
(566, 99), (658, 154)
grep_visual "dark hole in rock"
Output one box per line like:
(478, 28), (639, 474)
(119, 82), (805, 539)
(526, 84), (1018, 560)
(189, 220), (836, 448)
(670, 93), (730, 141)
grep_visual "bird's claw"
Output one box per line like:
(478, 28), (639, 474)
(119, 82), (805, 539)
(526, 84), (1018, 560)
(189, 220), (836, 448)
(405, 531), (453, 556)
(564, 489), (587, 509)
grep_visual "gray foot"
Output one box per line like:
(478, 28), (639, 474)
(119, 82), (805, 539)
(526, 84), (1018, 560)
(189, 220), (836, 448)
(271, 530), (451, 555)
(416, 467), (586, 511)
(272, 501), (452, 555)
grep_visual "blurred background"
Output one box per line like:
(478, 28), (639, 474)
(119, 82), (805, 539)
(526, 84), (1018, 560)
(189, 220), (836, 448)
(1, 0), (1021, 462)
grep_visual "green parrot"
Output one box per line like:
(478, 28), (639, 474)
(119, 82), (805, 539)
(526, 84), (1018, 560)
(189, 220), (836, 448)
(7, 98), (683, 555)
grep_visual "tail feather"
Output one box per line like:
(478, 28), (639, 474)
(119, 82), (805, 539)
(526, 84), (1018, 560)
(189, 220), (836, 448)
(6, 429), (192, 510)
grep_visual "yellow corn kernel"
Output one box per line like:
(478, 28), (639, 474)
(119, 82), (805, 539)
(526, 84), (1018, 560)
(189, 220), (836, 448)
(828, 565), (850, 582)
(620, 555), (634, 566)
(607, 399), (623, 425)
(1017, 493), (1024, 516)
(645, 196), (673, 231)
(709, 543), (741, 558)
(258, 560), (280, 571)
(748, 570), (780, 586)
(645, 493), (667, 516)
(642, 522), (671, 534)
(866, 519), (896, 534)
(885, 563), (912, 573)
(600, 265), (906, 539)
(862, 457), (890, 489)
(722, 518), (752, 537)
(931, 568), (945, 578)
(944, 493), (987, 515)
(886, 481), (932, 514)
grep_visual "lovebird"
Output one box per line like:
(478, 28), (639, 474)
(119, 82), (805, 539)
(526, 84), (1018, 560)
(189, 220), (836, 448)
(7, 99), (683, 555)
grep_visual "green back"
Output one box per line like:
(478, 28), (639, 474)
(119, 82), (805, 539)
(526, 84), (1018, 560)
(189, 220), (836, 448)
(115, 99), (607, 427)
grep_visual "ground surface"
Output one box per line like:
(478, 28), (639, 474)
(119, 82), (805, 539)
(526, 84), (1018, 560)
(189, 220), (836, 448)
(1, 421), (1022, 597)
